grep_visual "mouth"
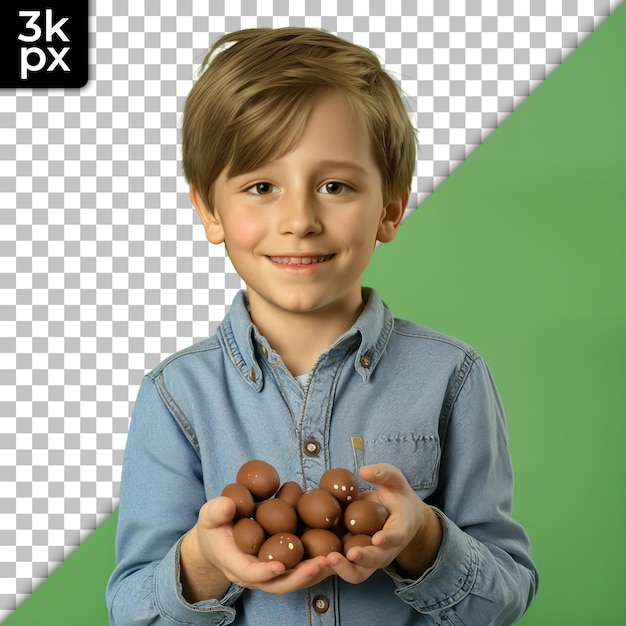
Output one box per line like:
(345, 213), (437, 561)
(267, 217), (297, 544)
(268, 254), (334, 266)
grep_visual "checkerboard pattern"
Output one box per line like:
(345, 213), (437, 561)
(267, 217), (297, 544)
(0, 0), (621, 619)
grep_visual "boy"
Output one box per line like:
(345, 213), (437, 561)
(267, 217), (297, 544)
(107, 27), (537, 625)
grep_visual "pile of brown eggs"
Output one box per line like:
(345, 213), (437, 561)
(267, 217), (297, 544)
(221, 459), (388, 569)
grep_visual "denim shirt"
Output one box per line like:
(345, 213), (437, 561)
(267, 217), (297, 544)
(107, 289), (538, 625)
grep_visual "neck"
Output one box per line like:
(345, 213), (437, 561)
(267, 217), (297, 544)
(248, 295), (365, 377)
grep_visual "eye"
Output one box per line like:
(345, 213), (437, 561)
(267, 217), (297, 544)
(247, 182), (277, 195)
(320, 181), (351, 195)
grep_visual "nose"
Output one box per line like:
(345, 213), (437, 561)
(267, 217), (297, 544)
(277, 190), (323, 237)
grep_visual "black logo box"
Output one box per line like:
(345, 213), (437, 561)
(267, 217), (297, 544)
(0, 1), (88, 88)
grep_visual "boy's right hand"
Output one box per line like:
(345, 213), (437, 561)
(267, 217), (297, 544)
(180, 496), (334, 603)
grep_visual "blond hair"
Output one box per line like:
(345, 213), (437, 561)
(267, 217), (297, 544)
(182, 27), (416, 211)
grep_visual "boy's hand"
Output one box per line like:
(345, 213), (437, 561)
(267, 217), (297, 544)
(180, 496), (334, 602)
(326, 463), (442, 583)
(181, 464), (441, 602)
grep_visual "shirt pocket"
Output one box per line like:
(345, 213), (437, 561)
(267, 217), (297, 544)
(362, 434), (440, 491)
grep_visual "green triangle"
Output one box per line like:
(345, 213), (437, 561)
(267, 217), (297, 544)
(7, 6), (626, 624)
(4, 511), (117, 625)
(367, 6), (626, 331)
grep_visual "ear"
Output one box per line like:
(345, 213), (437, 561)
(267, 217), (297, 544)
(190, 185), (225, 244)
(377, 189), (409, 243)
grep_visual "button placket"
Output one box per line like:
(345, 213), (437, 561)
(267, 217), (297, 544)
(298, 351), (346, 490)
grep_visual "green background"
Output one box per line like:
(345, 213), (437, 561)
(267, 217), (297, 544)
(6, 5), (626, 624)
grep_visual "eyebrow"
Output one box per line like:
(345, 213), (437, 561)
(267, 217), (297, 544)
(228, 159), (370, 182)
(315, 160), (370, 176)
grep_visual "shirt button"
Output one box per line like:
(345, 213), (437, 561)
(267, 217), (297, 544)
(303, 439), (321, 456)
(312, 595), (329, 613)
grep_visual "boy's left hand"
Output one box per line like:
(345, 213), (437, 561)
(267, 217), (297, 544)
(326, 463), (442, 583)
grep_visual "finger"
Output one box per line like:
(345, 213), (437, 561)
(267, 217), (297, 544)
(199, 497), (236, 528)
(326, 550), (382, 584)
(370, 525), (405, 551)
(227, 558), (287, 584)
(252, 557), (331, 594)
(358, 463), (407, 492)
(344, 542), (396, 568)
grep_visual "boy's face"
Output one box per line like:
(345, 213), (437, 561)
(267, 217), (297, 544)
(191, 92), (406, 324)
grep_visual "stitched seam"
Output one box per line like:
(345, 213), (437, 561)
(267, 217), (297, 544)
(219, 320), (261, 388)
(298, 366), (314, 492)
(265, 360), (300, 437)
(322, 351), (352, 469)
(439, 353), (479, 447)
(391, 327), (478, 361)
(148, 341), (220, 379)
(154, 373), (200, 456)
(364, 434), (440, 489)
(364, 311), (394, 376)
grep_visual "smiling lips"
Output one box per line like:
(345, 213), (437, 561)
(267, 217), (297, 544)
(268, 254), (334, 266)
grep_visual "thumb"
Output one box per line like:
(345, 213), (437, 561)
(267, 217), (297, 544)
(200, 496), (237, 529)
(358, 463), (408, 492)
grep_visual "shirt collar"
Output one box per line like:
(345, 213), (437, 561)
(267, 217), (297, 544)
(348, 287), (394, 381)
(219, 288), (394, 389)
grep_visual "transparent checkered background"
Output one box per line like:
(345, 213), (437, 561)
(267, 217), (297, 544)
(0, 0), (622, 619)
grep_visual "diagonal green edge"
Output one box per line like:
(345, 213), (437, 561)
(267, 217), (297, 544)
(4, 510), (118, 625)
(6, 6), (625, 624)
(365, 5), (626, 625)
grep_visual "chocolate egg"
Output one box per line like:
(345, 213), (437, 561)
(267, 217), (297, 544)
(276, 481), (304, 509)
(342, 533), (373, 555)
(221, 483), (255, 520)
(319, 467), (360, 505)
(236, 460), (280, 501)
(301, 528), (342, 558)
(344, 500), (388, 535)
(297, 489), (342, 529)
(233, 517), (266, 555)
(258, 533), (304, 569)
(255, 498), (299, 535)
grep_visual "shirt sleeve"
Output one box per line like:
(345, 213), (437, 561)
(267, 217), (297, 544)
(106, 374), (244, 625)
(387, 356), (539, 624)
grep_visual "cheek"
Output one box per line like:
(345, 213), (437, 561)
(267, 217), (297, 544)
(222, 216), (268, 259)
(336, 207), (384, 245)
